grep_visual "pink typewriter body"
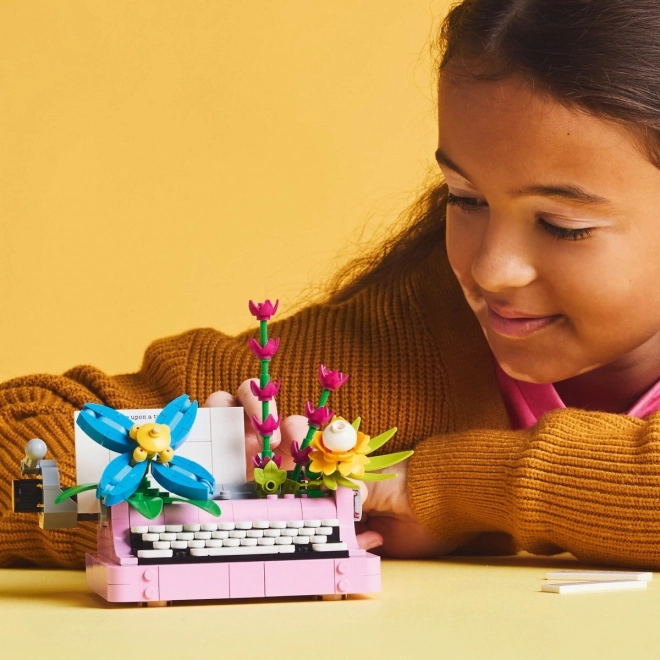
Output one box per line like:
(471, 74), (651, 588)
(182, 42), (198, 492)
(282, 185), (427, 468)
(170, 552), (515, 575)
(86, 486), (380, 602)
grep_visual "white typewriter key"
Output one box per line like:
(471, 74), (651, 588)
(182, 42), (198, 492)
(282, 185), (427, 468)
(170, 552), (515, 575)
(142, 533), (159, 542)
(165, 525), (183, 533)
(253, 520), (270, 529)
(223, 538), (240, 547)
(200, 523), (218, 532)
(153, 541), (171, 550)
(190, 548), (210, 557)
(160, 533), (177, 541)
(293, 537), (310, 544)
(171, 541), (188, 550)
(188, 540), (206, 549)
(137, 549), (173, 558)
(258, 537), (276, 546)
(317, 527), (333, 535)
(177, 532), (195, 541)
(281, 529), (298, 537)
(322, 519), (340, 527)
(148, 525), (166, 533)
(216, 522), (236, 531)
(205, 539), (223, 548)
(287, 520), (304, 528)
(275, 536), (293, 545)
(131, 526), (149, 534)
(212, 530), (229, 539)
(246, 529), (263, 538)
(183, 524), (201, 532)
(241, 538), (258, 546)
(269, 521), (287, 529)
(277, 545), (295, 554)
(207, 546), (278, 557)
(229, 530), (247, 539)
(297, 528), (314, 536)
(263, 529), (281, 537)
(313, 542), (347, 552)
(235, 521), (253, 530)
(311, 536), (327, 544)
(195, 531), (212, 540)
(304, 520), (321, 528)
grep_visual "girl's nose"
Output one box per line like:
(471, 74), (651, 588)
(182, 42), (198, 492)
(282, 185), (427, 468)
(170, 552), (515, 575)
(470, 221), (537, 293)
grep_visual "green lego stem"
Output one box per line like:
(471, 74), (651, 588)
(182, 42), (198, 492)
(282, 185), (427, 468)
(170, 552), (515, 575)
(291, 388), (331, 482)
(259, 320), (273, 457)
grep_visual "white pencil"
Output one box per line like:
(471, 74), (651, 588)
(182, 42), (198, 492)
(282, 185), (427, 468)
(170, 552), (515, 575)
(541, 580), (648, 594)
(545, 570), (652, 582)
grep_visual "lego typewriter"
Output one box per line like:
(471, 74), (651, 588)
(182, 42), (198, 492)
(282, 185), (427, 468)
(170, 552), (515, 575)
(12, 300), (411, 605)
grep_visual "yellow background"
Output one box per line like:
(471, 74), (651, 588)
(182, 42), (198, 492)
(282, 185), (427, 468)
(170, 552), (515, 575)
(0, 0), (450, 382)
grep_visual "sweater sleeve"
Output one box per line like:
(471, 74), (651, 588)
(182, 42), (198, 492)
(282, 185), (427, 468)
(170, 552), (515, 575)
(407, 407), (660, 569)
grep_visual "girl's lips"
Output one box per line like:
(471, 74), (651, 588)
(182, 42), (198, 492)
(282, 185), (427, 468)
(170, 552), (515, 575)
(486, 306), (561, 338)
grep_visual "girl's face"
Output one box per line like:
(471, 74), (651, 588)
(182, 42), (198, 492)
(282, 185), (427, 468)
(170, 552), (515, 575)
(439, 74), (660, 385)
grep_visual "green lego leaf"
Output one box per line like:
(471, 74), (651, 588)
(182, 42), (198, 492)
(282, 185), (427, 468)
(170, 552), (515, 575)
(281, 479), (302, 495)
(364, 450), (413, 471)
(354, 472), (397, 481)
(322, 473), (337, 490)
(367, 427), (398, 452)
(351, 417), (362, 432)
(55, 482), (97, 504)
(127, 495), (163, 519)
(334, 474), (360, 489)
(188, 499), (221, 517)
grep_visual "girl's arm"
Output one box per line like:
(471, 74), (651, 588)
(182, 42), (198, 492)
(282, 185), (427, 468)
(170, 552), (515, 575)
(407, 408), (660, 568)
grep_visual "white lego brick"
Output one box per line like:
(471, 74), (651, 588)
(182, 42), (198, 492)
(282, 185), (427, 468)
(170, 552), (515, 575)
(137, 549), (173, 559)
(209, 406), (246, 485)
(545, 570), (653, 582)
(541, 580), (648, 594)
(313, 542), (347, 552)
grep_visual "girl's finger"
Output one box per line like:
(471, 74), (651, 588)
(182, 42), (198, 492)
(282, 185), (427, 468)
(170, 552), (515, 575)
(279, 414), (310, 457)
(236, 378), (282, 450)
(203, 391), (237, 407)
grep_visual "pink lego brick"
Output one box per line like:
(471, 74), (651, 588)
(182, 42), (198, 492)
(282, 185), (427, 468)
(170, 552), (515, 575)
(162, 502), (199, 526)
(229, 562), (265, 598)
(266, 493), (303, 521)
(128, 507), (165, 528)
(110, 501), (129, 521)
(232, 498), (268, 521)
(264, 559), (336, 597)
(159, 563), (230, 601)
(87, 554), (161, 602)
(300, 494), (337, 520)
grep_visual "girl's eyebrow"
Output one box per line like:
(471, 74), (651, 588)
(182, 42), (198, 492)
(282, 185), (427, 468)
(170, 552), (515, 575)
(434, 148), (614, 208)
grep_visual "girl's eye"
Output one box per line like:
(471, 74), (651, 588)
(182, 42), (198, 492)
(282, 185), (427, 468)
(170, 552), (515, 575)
(446, 193), (594, 241)
(537, 218), (593, 241)
(446, 192), (487, 211)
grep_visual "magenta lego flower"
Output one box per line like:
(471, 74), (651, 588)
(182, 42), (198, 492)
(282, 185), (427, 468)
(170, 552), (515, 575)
(250, 379), (281, 401)
(249, 299), (279, 321)
(251, 413), (281, 437)
(248, 337), (280, 361)
(318, 365), (350, 392)
(290, 440), (313, 466)
(251, 454), (282, 469)
(304, 401), (335, 427)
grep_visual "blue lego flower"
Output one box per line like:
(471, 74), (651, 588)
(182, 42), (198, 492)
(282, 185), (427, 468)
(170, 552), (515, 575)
(76, 394), (215, 506)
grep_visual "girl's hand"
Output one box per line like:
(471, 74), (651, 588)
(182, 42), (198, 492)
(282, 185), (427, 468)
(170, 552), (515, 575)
(358, 461), (455, 558)
(204, 379), (308, 479)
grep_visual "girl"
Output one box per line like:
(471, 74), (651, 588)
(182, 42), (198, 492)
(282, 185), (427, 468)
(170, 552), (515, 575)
(3, 0), (660, 569)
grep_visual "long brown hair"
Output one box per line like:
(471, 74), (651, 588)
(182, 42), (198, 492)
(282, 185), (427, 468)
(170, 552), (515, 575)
(326, 0), (660, 303)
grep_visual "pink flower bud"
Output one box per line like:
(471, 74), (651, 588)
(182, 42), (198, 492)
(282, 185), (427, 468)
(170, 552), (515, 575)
(250, 379), (281, 401)
(251, 454), (282, 469)
(318, 364), (350, 392)
(251, 413), (281, 437)
(290, 440), (313, 466)
(304, 401), (335, 427)
(248, 299), (279, 321)
(248, 337), (280, 361)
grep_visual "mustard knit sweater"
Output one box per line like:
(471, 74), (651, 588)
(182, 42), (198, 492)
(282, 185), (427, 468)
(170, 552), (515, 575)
(2, 234), (659, 569)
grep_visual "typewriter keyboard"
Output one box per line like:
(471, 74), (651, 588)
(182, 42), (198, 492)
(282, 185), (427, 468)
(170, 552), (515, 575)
(131, 518), (349, 564)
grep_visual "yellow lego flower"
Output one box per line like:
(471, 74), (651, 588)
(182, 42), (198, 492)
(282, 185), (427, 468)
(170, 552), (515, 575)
(308, 418), (372, 478)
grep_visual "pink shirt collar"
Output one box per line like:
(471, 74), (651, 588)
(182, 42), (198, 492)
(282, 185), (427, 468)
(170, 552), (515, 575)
(494, 360), (660, 429)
